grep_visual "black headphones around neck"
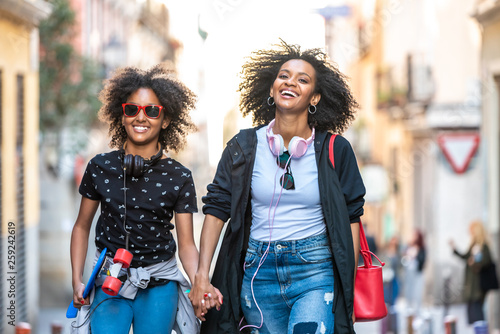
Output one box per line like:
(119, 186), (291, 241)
(120, 145), (164, 177)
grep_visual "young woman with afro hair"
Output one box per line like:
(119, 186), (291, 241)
(189, 41), (366, 333)
(70, 64), (215, 333)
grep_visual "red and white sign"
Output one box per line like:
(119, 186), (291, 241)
(437, 133), (480, 174)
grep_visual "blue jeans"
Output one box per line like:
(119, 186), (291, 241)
(240, 233), (335, 334)
(89, 280), (178, 334)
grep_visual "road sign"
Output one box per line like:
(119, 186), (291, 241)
(437, 133), (480, 174)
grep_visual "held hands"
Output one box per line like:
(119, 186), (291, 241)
(189, 277), (223, 321)
(72, 282), (89, 309)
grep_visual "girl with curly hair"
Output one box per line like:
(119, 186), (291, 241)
(189, 41), (365, 333)
(70, 64), (209, 333)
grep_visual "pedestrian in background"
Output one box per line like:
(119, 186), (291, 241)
(70, 64), (207, 333)
(384, 236), (401, 307)
(189, 41), (365, 334)
(449, 220), (493, 325)
(402, 228), (426, 316)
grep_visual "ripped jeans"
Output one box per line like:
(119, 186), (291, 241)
(240, 233), (335, 334)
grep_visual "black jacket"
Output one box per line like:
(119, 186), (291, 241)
(201, 127), (365, 333)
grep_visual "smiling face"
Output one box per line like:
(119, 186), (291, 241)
(270, 59), (321, 115)
(122, 87), (170, 150)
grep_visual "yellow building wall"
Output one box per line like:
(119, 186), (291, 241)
(0, 17), (40, 233)
(482, 19), (500, 236)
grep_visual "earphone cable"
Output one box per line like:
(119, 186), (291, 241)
(239, 155), (290, 332)
(123, 168), (130, 250)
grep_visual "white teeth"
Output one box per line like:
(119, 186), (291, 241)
(281, 90), (298, 97)
(134, 126), (148, 131)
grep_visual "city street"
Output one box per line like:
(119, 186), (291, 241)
(3, 0), (500, 333)
(37, 302), (477, 334)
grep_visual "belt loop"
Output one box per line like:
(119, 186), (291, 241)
(258, 240), (264, 256)
(292, 240), (296, 256)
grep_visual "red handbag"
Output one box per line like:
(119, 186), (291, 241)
(329, 134), (388, 322)
(354, 222), (388, 321)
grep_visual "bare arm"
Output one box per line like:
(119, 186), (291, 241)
(189, 214), (225, 320)
(70, 196), (99, 308)
(351, 221), (360, 323)
(174, 212), (199, 284)
(351, 222), (360, 269)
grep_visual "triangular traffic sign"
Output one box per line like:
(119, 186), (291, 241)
(437, 133), (480, 174)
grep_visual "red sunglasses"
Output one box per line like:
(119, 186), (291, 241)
(122, 103), (163, 119)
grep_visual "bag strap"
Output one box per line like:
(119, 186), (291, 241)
(359, 222), (385, 267)
(328, 134), (385, 268)
(329, 134), (337, 169)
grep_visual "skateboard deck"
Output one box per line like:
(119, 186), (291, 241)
(66, 248), (107, 318)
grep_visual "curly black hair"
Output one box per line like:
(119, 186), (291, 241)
(98, 64), (197, 152)
(238, 41), (358, 133)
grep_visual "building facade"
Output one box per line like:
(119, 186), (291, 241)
(474, 0), (500, 326)
(332, 0), (485, 317)
(0, 0), (51, 332)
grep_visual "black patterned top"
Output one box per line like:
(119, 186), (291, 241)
(79, 150), (197, 267)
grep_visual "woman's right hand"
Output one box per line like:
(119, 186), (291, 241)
(189, 215), (225, 320)
(72, 281), (88, 309)
(189, 276), (223, 321)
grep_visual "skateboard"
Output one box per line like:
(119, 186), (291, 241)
(101, 248), (133, 296)
(66, 248), (107, 318)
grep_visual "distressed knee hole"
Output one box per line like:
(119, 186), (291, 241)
(293, 322), (318, 334)
(324, 291), (334, 305)
(320, 322), (326, 334)
(243, 294), (252, 308)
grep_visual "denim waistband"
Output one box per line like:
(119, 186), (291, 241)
(248, 233), (330, 255)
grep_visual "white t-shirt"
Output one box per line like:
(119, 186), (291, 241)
(250, 126), (326, 241)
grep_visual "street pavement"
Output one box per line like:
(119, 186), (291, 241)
(36, 302), (480, 334)
(353, 302), (476, 334)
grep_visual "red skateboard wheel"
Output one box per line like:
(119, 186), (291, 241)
(102, 276), (122, 296)
(114, 248), (133, 268)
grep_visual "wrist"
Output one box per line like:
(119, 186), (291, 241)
(72, 276), (83, 288)
(194, 271), (210, 283)
(72, 282), (84, 292)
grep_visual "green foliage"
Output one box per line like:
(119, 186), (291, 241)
(39, 0), (102, 132)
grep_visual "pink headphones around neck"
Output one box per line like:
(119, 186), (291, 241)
(266, 119), (315, 158)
